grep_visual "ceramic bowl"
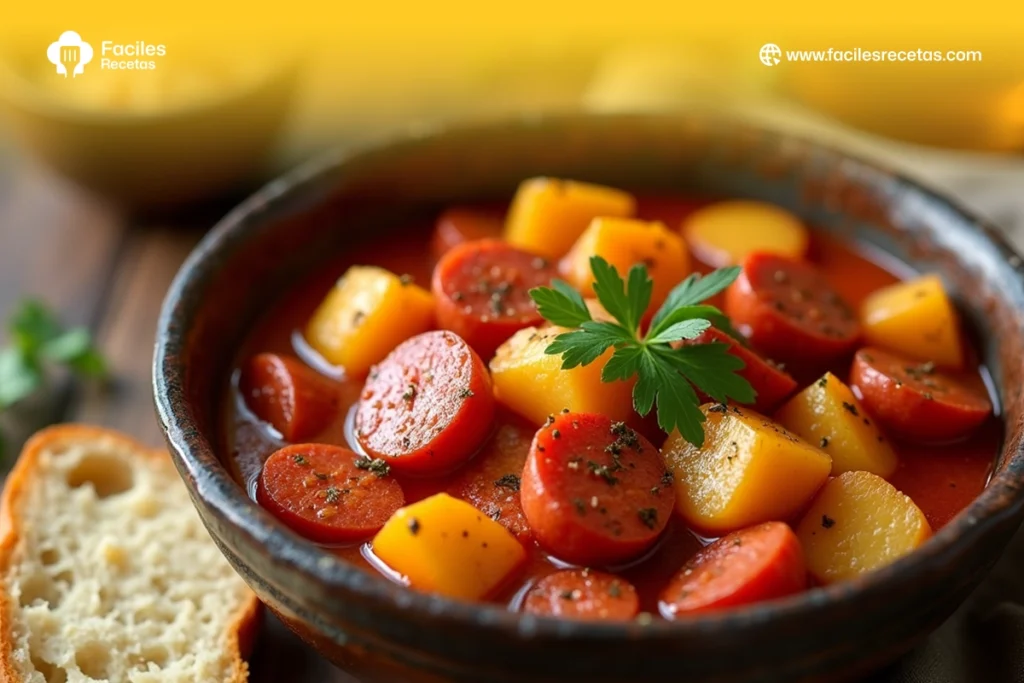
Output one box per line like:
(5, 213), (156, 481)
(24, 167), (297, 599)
(153, 113), (1024, 682)
(0, 45), (298, 209)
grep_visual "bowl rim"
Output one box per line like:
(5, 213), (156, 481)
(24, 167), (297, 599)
(154, 111), (1024, 642)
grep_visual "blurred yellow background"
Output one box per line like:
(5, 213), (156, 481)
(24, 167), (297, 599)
(1, 0), (1022, 205)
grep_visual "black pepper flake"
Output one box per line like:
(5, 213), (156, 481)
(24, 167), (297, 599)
(459, 388), (475, 399)
(552, 429), (561, 439)
(408, 517), (421, 535)
(817, 376), (828, 389)
(293, 455), (309, 466)
(821, 514), (836, 529)
(638, 508), (658, 529)
(494, 474), (521, 492)
(561, 408), (570, 414)
(314, 471), (329, 480)
(399, 274), (414, 286)
(545, 414), (555, 426)
(650, 486), (660, 495)
(560, 590), (577, 601)
(608, 581), (622, 598)
(708, 403), (729, 414)
(587, 461), (620, 485)
(820, 437), (830, 448)
(354, 456), (391, 477)
(325, 487), (341, 504)
(402, 383), (417, 401)
(572, 498), (586, 515)
(352, 310), (366, 326)
(661, 471), (674, 487)
(906, 361), (936, 380)
(842, 402), (859, 416)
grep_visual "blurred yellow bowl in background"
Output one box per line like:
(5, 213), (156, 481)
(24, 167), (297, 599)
(0, 43), (299, 209)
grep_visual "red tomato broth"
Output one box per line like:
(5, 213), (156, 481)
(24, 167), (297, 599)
(220, 196), (1000, 616)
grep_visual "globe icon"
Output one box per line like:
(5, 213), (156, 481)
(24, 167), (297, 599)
(759, 43), (782, 67)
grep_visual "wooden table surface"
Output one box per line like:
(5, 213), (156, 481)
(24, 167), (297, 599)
(0, 158), (359, 682)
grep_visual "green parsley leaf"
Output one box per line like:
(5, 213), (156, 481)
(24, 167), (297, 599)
(529, 279), (592, 328)
(546, 327), (618, 369)
(0, 300), (109, 458)
(0, 347), (42, 409)
(649, 267), (741, 335)
(645, 318), (711, 345)
(653, 343), (756, 405)
(529, 257), (755, 446)
(589, 257), (636, 334)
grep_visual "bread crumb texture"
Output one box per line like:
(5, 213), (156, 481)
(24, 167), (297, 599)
(3, 433), (252, 682)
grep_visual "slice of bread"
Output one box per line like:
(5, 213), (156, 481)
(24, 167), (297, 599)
(0, 425), (260, 683)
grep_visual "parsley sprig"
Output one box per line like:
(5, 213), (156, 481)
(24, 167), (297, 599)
(529, 257), (755, 446)
(0, 301), (108, 460)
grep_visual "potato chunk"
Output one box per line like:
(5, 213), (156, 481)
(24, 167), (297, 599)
(663, 404), (831, 535)
(504, 178), (635, 259)
(774, 373), (897, 478)
(561, 217), (691, 313)
(489, 326), (635, 426)
(372, 493), (526, 600)
(681, 200), (809, 268)
(796, 471), (931, 584)
(305, 266), (434, 376)
(860, 274), (963, 369)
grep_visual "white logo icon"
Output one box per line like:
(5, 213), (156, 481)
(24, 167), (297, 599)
(759, 43), (782, 67)
(47, 31), (94, 78)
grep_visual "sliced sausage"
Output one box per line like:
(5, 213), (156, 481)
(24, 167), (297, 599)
(356, 330), (495, 476)
(446, 417), (534, 542)
(522, 569), (639, 621)
(850, 347), (992, 442)
(258, 443), (405, 543)
(725, 252), (860, 366)
(431, 207), (503, 259)
(520, 412), (673, 566)
(659, 522), (806, 616)
(432, 239), (555, 358)
(678, 327), (797, 413)
(239, 353), (339, 441)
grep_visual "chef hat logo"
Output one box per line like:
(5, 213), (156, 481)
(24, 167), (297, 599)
(47, 31), (94, 77)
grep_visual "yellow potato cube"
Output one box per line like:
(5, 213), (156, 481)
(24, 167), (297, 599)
(561, 217), (691, 313)
(663, 404), (832, 535)
(490, 325), (635, 426)
(372, 493), (526, 600)
(504, 178), (636, 259)
(796, 471), (931, 584)
(305, 266), (434, 376)
(775, 373), (897, 478)
(681, 200), (809, 268)
(860, 274), (963, 369)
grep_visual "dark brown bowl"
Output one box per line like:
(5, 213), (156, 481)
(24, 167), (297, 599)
(153, 113), (1024, 682)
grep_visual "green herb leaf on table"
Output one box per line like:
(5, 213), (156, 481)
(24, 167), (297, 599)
(0, 300), (109, 460)
(528, 258), (755, 446)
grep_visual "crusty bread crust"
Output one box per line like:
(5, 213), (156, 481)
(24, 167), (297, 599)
(0, 425), (260, 683)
